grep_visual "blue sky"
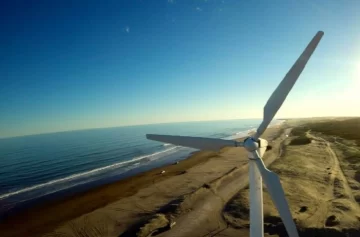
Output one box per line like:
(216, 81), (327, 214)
(1, 0), (360, 138)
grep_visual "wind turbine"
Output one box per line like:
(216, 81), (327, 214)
(146, 31), (324, 237)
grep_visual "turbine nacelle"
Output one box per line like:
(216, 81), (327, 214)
(243, 137), (271, 159)
(244, 137), (268, 158)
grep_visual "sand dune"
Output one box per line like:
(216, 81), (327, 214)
(224, 118), (360, 237)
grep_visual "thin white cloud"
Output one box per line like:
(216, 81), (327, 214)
(168, 0), (174, 3)
(196, 7), (202, 11)
(125, 26), (130, 33)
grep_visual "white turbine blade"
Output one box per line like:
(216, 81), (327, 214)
(254, 31), (324, 140)
(252, 151), (299, 237)
(146, 134), (243, 151)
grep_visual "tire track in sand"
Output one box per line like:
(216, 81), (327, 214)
(307, 133), (355, 227)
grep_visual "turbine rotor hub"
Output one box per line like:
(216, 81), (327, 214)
(243, 137), (260, 152)
(244, 137), (269, 158)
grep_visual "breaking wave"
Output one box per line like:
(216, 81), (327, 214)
(0, 146), (180, 200)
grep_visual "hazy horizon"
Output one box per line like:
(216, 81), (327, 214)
(2, 0), (360, 138)
(2, 116), (358, 139)
(1, 117), (263, 139)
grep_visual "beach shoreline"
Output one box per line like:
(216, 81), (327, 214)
(0, 119), (275, 207)
(0, 149), (220, 236)
(0, 123), (286, 237)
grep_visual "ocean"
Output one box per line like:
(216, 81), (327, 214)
(0, 119), (283, 216)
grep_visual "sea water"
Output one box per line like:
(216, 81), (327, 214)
(0, 119), (283, 214)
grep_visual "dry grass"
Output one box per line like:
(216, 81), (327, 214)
(301, 118), (360, 206)
(289, 134), (312, 146)
(223, 117), (360, 237)
(136, 214), (169, 237)
(292, 118), (360, 146)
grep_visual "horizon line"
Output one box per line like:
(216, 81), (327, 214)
(1, 117), (265, 140)
(2, 115), (355, 140)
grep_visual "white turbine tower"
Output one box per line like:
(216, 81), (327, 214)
(146, 31), (324, 237)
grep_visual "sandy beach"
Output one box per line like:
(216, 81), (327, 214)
(1, 117), (360, 237)
(0, 124), (284, 237)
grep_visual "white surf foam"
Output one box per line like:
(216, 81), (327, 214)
(131, 146), (179, 161)
(0, 146), (180, 200)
